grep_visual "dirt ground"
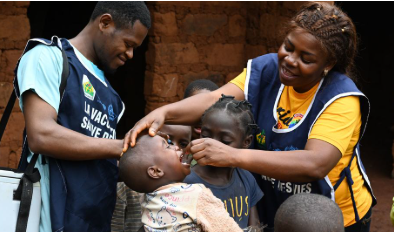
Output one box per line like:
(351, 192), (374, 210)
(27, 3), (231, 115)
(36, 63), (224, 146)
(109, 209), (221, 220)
(360, 137), (394, 232)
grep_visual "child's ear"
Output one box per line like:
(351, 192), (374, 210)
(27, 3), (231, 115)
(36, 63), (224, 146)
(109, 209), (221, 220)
(147, 166), (165, 179)
(242, 134), (253, 149)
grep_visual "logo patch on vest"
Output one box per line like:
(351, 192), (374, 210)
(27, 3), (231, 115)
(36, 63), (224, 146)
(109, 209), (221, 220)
(256, 129), (266, 149)
(83, 75), (96, 101)
(289, 113), (304, 128)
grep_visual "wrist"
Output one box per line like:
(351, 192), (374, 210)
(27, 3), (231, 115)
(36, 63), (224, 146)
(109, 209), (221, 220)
(229, 146), (241, 167)
(159, 104), (172, 123)
(114, 139), (124, 160)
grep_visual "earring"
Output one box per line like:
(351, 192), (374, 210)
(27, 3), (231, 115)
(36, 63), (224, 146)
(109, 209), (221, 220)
(323, 69), (329, 77)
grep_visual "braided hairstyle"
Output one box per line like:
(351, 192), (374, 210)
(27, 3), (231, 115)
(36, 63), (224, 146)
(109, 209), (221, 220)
(202, 94), (259, 138)
(285, 2), (357, 80)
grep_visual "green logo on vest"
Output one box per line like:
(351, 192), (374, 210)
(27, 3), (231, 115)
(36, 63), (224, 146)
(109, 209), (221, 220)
(256, 129), (266, 149)
(83, 75), (95, 101)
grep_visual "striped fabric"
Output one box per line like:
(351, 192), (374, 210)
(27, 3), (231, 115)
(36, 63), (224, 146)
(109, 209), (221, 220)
(111, 182), (143, 232)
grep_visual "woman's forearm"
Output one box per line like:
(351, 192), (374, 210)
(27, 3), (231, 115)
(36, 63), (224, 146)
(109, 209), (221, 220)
(232, 149), (318, 182)
(231, 139), (341, 183)
(164, 83), (245, 125)
(162, 92), (216, 125)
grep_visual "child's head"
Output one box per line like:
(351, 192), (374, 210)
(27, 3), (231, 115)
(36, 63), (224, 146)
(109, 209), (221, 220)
(184, 79), (219, 98)
(159, 125), (191, 153)
(200, 94), (258, 149)
(119, 132), (191, 193)
(274, 193), (344, 232)
(184, 79), (219, 140)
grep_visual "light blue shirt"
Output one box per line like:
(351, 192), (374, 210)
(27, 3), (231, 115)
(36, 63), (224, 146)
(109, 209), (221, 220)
(17, 39), (105, 232)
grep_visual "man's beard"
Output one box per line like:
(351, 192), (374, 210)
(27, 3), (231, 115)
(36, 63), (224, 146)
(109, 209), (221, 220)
(97, 61), (117, 75)
(96, 50), (117, 75)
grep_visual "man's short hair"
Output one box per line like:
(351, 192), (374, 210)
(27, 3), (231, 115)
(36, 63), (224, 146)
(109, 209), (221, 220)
(274, 193), (344, 232)
(184, 79), (219, 98)
(90, 1), (151, 29)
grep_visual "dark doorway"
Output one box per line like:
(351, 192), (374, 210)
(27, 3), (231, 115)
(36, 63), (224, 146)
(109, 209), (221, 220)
(27, 1), (148, 138)
(337, 2), (394, 232)
(336, 1), (394, 168)
(337, 1), (394, 141)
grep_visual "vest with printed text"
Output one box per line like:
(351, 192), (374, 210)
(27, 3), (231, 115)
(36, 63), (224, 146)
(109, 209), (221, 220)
(13, 37), (124, 231)
(245, 53), (376, 230)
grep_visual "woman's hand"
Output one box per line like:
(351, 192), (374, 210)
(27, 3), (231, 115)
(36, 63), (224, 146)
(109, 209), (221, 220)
(123, 108), (166, 151)
(186, 138), (237, 167)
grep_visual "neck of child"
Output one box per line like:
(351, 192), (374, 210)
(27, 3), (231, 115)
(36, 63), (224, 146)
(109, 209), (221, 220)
(148, 179), (180, 193)
(193, 165), (235, 186)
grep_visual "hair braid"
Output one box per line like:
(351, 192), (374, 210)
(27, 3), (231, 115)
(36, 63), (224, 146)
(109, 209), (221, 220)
(202, 94), (259, 137)
(284, 2), (358, 81)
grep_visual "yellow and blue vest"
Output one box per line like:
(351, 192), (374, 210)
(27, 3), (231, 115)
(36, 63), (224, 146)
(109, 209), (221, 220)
(245, 53), (376, 230)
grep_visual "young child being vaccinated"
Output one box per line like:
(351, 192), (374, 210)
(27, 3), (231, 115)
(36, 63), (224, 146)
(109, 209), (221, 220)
(119, 132), (242, 232)
(184, 95), (264, 230)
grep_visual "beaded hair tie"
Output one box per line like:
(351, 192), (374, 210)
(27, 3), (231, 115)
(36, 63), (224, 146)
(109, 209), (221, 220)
(219, 94), (235, 102)
(248, 123), (260, 132)
(234, 100), (253, 110)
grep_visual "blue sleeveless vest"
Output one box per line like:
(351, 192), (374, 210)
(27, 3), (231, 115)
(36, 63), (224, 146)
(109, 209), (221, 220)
(245, 53), (376, 230)
(13, 36), (124, 231)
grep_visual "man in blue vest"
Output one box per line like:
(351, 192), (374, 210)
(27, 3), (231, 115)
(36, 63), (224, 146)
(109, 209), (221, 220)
(14, 2), (150, 231)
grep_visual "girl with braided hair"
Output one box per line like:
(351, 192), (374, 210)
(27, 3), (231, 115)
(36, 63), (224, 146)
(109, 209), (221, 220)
(125, 2), (375, 231)
(184, 94), (263, 230)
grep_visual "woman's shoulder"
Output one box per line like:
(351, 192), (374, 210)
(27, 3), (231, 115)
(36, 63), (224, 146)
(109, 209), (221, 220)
(247, 53), (280, 84)
(321, 95), (360, 116)
(316, 72), (365, 109)
(250, 53), (278, 65)
(323, 71), (361, 93)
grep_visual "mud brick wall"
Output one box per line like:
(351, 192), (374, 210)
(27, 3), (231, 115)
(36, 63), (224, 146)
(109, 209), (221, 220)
(0, 2), (30, 168)
(143, 1), (308, 113)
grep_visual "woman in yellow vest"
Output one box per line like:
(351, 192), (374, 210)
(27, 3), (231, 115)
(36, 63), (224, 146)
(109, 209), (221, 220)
(125, 2), (375, 231)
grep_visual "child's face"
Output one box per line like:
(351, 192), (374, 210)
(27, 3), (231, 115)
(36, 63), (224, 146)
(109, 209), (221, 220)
(201, 110), (249, 148)
(159, 125), (191, 153)
(190, 89), (212, 140)
(149, 134), (191, 181)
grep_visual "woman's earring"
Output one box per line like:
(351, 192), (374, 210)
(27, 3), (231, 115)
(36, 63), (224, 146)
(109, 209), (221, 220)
(323, 69), (329, 77)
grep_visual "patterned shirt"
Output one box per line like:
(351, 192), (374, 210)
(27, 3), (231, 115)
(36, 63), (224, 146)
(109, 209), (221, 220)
(141, 183), (242, 232)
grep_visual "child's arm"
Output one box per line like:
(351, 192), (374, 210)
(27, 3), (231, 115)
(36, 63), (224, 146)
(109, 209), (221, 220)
(195, 187), (242, 232)
(248, 206), (260, 227)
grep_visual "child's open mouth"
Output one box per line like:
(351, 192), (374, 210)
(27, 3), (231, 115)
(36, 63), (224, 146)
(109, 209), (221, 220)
(193, 127), (201, 134)
(180, 153), (193, 166)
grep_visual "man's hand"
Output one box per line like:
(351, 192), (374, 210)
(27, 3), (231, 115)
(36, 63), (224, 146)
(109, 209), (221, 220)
(185, 138), (236, 167)
(123, 108), (166, 152)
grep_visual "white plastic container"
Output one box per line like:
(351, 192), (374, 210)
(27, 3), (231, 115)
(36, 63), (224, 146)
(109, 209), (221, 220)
(0, 169), (41, 232)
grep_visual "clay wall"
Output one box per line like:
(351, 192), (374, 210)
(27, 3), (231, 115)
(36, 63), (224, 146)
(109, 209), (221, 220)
(0, 2), (30, 168)
(143, 1), (307, 113)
